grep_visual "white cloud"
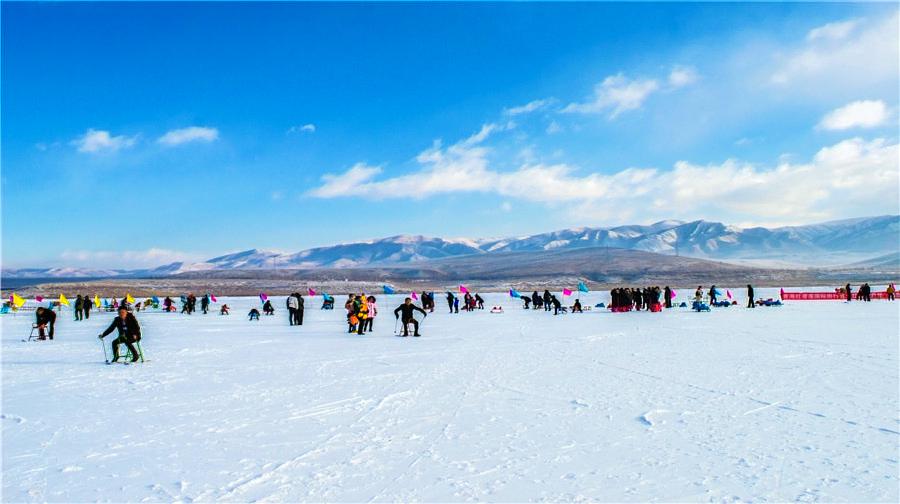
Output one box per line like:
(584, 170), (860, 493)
(818, 100), (890, 130)
(310, 124), (899, 225)
(771, 13), (899, 86)
(668, 65), (699, 88)
(563, 74), (660, 118)
(504, 99), (552, 116)
(71, 129), (137, 153)
(59, 248), (202, 269)
(157, 126), (219, 146)
(806, 19), (860, 42)
(288, 124), (316, 134)
(546, 121), (563, 135)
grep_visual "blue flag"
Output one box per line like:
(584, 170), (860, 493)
(578, 282), (589, 293)
(509, 289), (521, 298)
(383, 285), (395, 294)
(151, 296), (160, 304)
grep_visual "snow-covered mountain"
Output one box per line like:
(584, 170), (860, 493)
(4, 216), (897, 278)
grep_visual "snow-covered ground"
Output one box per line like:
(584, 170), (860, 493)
(3, 289), (898, 502)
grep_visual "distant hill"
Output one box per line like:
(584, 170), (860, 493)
(3, 215), (897, 278)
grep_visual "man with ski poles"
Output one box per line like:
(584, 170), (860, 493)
(98, 306), (142, 363)
(394, 297), (427, 337)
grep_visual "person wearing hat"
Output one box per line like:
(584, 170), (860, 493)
(98, 306), (142, 363)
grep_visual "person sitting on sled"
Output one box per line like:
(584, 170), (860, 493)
(571, 299), (583, 313)
(98, 306), (142, 363)
(248, 308), (260, 320)
(394, 297), (427, 337)
(35, 307), (57, 340)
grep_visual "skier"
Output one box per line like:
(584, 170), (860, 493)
(34, 307), (57, 340)
(287, 294), (299, 326)
(98, 306), (142, 363)
(83, 294), (93, 319)
(201, 294), (210, 314)
(394, 297), (427, 337)
(746, 284), (755, 308)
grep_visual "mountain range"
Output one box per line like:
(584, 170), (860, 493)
(3, 215), (898, 279)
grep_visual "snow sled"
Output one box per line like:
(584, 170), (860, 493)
(757, 299), (783, 307)
(648, 303), (662, 312)
(321, 298), (334, 310)
(678, 302), (688, 308)
(712, 301), (731, 308)
(490, 306), (504, 314)
(691, 301), (711, 312)
(595, 303), (605, 308)
(609, 305), (632, 313)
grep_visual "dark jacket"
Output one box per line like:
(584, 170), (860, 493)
(101, 313), (142, 342)
(394, 303), (426, 321)
(36, 308), (56, 325)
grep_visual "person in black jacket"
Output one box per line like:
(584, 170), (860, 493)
(35, 307), (57, 340)
(551, 295), (562, 315)
(98, 307), (142, 362)
(845, 283), (852, 302)
(543, 290), (552, 311)
(294, 292), (305, 325)
(664, 286), (673, 309)
(446, 292), (455, 313)
(394, 298), (427, 337)
(746, 284), (755, 308)
(474, 293), (485, 310)
(201, 294), (210, 314)
(83, 294), (93, 319)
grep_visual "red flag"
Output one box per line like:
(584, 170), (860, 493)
(308, 288), (317, 296)
(35, 296), (44, 302)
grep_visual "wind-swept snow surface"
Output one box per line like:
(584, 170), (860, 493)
(2, 291), (898, 502)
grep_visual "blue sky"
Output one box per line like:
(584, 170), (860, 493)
(2, 2), (898, 269)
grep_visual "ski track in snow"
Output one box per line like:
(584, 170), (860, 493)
(2, 289), (898, 502)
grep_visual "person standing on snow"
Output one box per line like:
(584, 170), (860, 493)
(542, 290), (552, 311)
(887, 283), (896, 301)
(294, 292), (304, 326)
(664, 286), (673, 309)
(83, 294), (93, 319)
(287, 294), (299, 326)
(201, 294), (210, 314)
(474, 293), (485, 310)
(74, 295), (84, 321)
(364, 295), (377, 332)
(394, 297), (427, 337)
(98, 306), (142, 363)
(746, 284), (755, 308)
(709, 286), (718, 304)
(446, 292), (455, 313)
(845, 283), (852, 302)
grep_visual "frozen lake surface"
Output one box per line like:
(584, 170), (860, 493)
(3, 290), (898, 502)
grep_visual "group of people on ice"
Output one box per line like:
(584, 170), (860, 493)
(609, 287), (667, 312)
(519, 290), (574, 315)
(445, 291), (484, 313)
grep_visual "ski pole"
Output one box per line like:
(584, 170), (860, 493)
(393, 317), (399, 335)
(99, 336), (109, 363)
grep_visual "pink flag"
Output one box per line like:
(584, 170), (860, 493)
(35, 296), (44, 302)
(259, 292), (268, 303)
(411, 292), (419, 300)
(308, 288), (316, 296)
(726, 290), (733, 300)
(671, 289), (677, 298)
(459, 285), (469, 294)
(562, 288), (573, 296)
(210, 294), (217, 303)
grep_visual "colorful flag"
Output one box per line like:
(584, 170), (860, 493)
(671, 289), (677, 298)
(94, 295), (100, 308)
(59, 294), (70, 306)
(259, 292), (268, 303)
(383, 285), (395, 295)
(509, 289), (521, 298)
(35, 295), (44, 302)
(307, 288), (316, 296)
(578, 282), (589, 293)
(411, 291), (418, 300)
(152, 296), (161, 304)
(726, 290), (733, 300)
(210, 294), (217, 303)
(562, 288), (573, 296)
(459, 284), (469, 294)
(323, 292), (333, 302)
(126, 293), (135, 304)
(11, 293), (25, 308)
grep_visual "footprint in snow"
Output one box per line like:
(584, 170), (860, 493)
(1, 413), (26, 424)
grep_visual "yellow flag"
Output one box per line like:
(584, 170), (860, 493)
(59, 294), (70, 306)
(94, 295), (101, 308)
(126, 293), (135, 304)
(11, 293), (25, 308)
